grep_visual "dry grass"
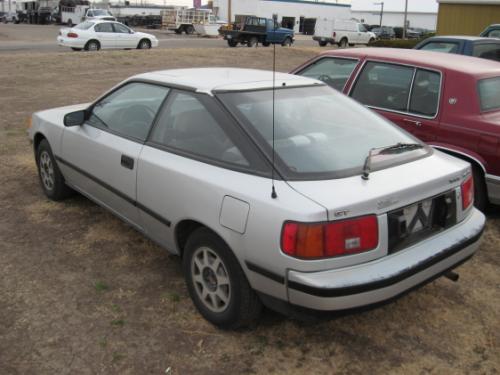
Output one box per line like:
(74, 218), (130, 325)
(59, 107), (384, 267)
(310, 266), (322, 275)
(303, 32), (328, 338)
(0, 47), (499, 375)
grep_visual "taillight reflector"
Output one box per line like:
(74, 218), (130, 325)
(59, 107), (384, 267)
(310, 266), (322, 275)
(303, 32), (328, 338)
(281, 215), (378, 259)
(67, 32), (78, 38)
(461, 174), (474, 210)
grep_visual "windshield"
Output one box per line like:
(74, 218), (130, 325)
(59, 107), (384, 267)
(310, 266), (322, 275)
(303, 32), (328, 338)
(478, 77), (500, 112)
(74, 21), (95, 30)
(218, 85), (428, 179)
(92, 9), (109, 16)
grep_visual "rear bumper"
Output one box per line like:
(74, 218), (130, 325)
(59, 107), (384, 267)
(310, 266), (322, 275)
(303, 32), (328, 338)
(486, 174), (500, 205)
(57, 36), (86, 49)
(286, 208), (484, 311)
(313, 36), (335, 43)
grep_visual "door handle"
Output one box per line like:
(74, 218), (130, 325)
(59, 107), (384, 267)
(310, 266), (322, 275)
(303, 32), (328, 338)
(121, 155), (134, 170)
(403, 119), (422, 127)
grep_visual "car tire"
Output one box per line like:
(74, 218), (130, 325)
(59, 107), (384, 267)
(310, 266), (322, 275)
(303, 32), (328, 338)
(71, 47), (82, 51)
(85, 40), (100, 51)
(262, 41), (270, 47)
(183, 227), (262, 329)
(67, 19), (72, 27)
(369, 37), (375, 44)
(138, 39), (151, 49)
(185, 25), (194, 34)
(36, 139), (73, 201)
(473, 166), (488, 212)
(339, 38), (348, 48)
(174, 28), (182, 34)
(227, 39), (238, 47)
(282, 37), (292, 47)
(247, 37), (258, 47)
(318, 40), (327, 47)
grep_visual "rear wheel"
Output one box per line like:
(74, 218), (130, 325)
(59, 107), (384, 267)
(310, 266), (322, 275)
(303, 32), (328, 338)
(339, 38), (348, 48)
(262, 41), (270, 47)
(36, 139), (73, 201)
(85, 40), (100, 51)
(185, 24), (194, 34)
(247, 36), (258, 47)
(183, 228), (262, 329)
(318, 40), (327, 47)
(227, 39), (238, 47)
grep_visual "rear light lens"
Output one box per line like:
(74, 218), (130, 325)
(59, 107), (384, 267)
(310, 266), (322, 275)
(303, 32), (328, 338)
(281, 215), (378, 259)
(461, 174), (474, 210)
(67, 32), (78, 38)
(333, 32), (336, 38)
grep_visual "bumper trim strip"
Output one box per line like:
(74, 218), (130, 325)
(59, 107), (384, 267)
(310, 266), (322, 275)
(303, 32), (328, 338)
(288, 227), (484, 298)
(246, 261), (285, 284)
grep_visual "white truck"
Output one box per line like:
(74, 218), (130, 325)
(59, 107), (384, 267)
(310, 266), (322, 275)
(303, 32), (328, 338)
(61, 6), (115, 26)
(161, 8), (212, 34)
(313, 18), (376, 48)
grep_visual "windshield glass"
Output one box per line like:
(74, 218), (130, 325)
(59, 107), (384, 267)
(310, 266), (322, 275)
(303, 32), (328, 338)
(74, 21), (94, 30)
(218, 85), (427, 179)
(478, 77), (500, 112)
(92, 9), (109, 16)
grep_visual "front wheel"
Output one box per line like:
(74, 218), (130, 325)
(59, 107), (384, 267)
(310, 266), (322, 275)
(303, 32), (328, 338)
(368, 37), (375, 44)
(85, 40), (100, 51)
(318, 40), (327, 47)
(473, 166), (488, 212)
(183, 228), (262, 329)
(185, 25), (194, 34)
(36, 139), (73, 201)
(262, 41), (270, 47)
(282, 37), (292, 47)
(138, 39), (151, 49)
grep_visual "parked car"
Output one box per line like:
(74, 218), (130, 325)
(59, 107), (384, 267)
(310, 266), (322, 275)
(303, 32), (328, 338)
(219, 16), (294, 47)
(1, 11), (18, 23)
(57, 20), (158, 51)
(372, 26), (396, 39)
(394, 27), (421, 39)
(292, 48), (500, 210)
(415, 36), (500, 62)
(28, 68), (485, 328)
(313, 18), (376, 47)
(480, 24), (500, 38)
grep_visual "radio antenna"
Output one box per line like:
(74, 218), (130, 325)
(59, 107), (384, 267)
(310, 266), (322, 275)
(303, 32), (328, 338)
(271, 13), (278, 199)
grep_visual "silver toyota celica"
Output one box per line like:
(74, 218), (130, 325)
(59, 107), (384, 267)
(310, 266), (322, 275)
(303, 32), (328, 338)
(29, 68), (485, 328)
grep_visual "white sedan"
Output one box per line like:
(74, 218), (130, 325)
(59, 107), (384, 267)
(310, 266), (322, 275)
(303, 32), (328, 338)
(57, 20), (159, 51)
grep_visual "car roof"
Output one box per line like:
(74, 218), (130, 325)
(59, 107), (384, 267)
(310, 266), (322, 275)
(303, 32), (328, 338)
(132, 68), (323, 93)
(423, 35), (498, 42)
(318, 48), (500, 76)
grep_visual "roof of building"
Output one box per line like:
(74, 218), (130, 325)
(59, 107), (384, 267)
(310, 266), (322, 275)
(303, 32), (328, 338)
(131, 68), (322, 93)
(318, 48), (500, 76)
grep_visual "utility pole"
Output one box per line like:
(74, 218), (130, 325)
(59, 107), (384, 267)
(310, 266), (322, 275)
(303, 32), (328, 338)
(403, 0), (408, 39)
(228, 0), (231, 23)
(374, 2), (384, 27)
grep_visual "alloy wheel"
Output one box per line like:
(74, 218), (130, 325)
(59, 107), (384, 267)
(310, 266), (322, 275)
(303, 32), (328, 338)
(39, 151), (55, 191)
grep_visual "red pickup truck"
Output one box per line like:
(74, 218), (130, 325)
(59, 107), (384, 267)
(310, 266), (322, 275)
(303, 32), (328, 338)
(292, 48), (500, 210)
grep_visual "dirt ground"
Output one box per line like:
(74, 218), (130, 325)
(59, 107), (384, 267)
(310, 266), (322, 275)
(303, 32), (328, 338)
(1, 47), (499, 375)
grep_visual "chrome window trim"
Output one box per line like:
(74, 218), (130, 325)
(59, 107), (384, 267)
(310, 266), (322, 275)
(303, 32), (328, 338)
(347, 58), (443, 120)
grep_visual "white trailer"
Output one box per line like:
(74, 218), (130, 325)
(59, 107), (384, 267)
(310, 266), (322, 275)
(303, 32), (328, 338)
(161, 8), (212, 34)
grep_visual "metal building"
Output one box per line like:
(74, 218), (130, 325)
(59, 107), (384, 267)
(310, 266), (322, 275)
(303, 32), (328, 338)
(211, 0), (352, 33)
(437, 0), (500, 35)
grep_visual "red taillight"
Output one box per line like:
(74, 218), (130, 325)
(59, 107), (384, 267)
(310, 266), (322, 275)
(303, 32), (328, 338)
(67, 32), (78, 38)
(281, 215), (379, 259)
(332, 32), (336, 38)
(461, 174), (474, 210)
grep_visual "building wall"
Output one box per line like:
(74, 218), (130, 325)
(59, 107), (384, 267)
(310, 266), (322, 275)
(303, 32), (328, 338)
(212, 0), (351, 32)
(437, 3), (500, 35)
(352, 10), (437, 30)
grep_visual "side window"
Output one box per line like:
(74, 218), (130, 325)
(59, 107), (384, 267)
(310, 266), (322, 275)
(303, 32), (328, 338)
(473, 44), (500, 62)
(298, 58), (358, 91)
(419, 41), (459, 53)
(351, 62), (414, 112)
(88, 83), (169, 141)
(487, 29), (500, 38)
(95, 23), (114, 33)
(113, 23), (130, 33)
(149, 92), (249, 166)
(409, 69), (441, 117)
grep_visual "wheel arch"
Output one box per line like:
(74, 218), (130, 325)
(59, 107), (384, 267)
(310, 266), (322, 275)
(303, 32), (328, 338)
(85, 39), (100, 50)
(137, 38), (151, 49)
(33, 132), (47, 155)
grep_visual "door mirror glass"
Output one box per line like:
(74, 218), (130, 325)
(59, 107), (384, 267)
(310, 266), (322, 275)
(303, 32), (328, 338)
(64, 110), (87, 127)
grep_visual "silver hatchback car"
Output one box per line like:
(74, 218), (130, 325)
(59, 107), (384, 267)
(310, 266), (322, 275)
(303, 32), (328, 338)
(29, 68), (485, 328)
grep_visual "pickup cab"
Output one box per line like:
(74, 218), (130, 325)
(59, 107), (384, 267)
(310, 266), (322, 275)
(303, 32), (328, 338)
(313, 18), (376, 48)
(220, 16), (294, 47)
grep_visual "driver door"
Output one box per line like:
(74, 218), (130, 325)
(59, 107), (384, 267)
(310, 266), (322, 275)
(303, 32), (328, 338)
(59, 82), (170, 229)
(94, 22), (116, 48)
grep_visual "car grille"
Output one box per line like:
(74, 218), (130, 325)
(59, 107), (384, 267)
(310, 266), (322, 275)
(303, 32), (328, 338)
(387, 190), (457, 254)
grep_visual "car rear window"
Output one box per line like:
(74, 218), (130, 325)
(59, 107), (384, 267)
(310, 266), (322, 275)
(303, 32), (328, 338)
(478, 77), (500, 112)
(296, 57), (358, 91)
(418, 41), (459, 53)
(218, 85), (428, 179)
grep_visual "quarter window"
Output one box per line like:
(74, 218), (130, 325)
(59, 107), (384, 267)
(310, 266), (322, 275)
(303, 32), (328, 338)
(409, 69), (440, 117)
(472, 43), (500, 62)
(88, 82), (170, 141)
(351, 62), (414, 112)
(150, 92), (249, 166)
(297, 57), (358, 91)
(94, 23), (114, 33)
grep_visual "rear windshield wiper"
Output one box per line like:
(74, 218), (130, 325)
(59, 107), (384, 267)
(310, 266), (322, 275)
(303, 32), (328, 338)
(362, 143), (424, 180)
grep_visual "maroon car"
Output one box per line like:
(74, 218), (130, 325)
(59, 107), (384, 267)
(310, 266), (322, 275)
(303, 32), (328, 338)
(292, 48), (500, 210)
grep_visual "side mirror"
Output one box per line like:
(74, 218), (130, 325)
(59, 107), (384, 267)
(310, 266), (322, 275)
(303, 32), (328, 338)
(63, 109), (87, 127)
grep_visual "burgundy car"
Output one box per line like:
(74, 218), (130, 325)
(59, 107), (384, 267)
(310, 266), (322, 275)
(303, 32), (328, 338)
(292, 48), (500, 210)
